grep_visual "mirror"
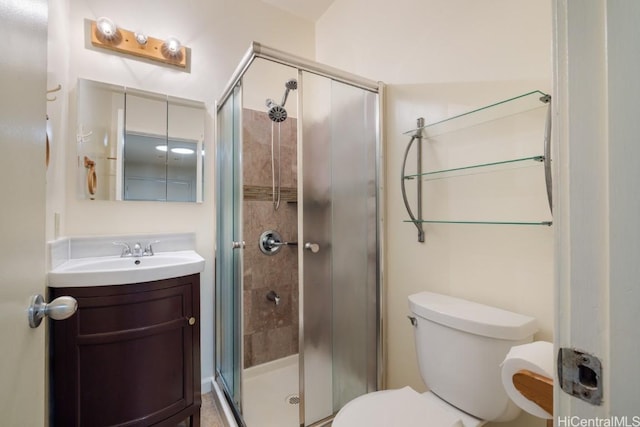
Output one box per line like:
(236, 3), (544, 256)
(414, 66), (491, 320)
(76, 78), (205, 202)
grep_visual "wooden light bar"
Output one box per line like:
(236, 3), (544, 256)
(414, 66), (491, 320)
(90, 20), (187, 69)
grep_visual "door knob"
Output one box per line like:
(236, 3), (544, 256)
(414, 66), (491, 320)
(28, 294), (78, 328)
(304, 242), (320, 253)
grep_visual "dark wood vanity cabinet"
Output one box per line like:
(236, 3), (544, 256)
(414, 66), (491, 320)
(49, 274), (201, 427)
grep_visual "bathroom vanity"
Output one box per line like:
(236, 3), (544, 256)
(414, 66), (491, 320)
(49, 274), (201, 427)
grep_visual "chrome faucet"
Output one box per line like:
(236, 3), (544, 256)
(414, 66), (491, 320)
(266, 290), (281, 306)
(113, 241), (132, 257)
(143, 240), (159, 256)
(113, 241), (158, 258)
(131, 242), (143, 257)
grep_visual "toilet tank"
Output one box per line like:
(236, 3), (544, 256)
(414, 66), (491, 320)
(408, 292), (538, 423)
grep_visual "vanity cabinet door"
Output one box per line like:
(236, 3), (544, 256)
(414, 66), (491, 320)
(50, 274), (201, 427)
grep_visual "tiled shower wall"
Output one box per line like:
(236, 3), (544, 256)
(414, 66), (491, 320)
(242, 108), (298, 368)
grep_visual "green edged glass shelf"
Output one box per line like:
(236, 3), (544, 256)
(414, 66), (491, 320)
(403, 219), (552, 226)
(400, 90), (553, 239)
(403, 90), (550, 138)
(403, 155), (544, 181)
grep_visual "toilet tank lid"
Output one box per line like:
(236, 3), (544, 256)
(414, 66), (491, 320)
(408, 292), (538, 340)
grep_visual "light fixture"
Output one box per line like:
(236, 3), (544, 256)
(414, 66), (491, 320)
(95, 17), (119, 42)
(171, 147), (194, 155)
(161, 37), (183, 59)
(89, 19), (188, 69)
(155, 145), (194, 155)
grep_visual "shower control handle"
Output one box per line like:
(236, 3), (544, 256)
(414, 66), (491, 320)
(304, 242), (320, 253)
(232, 241), (245, 249)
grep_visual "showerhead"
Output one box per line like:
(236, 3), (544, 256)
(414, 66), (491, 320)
(280, 78), (298, 107)
(266, 98), (287, 122)
(266, 78), (297, 123)
(285, 79), (298, 90)
(268, 105), (288, 123)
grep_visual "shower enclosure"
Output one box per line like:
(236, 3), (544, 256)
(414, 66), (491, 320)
(215, 43), (383, 427)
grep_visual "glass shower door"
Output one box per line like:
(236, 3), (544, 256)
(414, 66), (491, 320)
(215, 85), (243, 411)
(300, 72), (380, 426)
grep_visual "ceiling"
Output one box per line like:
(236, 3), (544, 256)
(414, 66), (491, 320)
(260, 0), (335, 22)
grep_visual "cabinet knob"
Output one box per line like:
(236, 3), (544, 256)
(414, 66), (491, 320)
(188, 317), (196, 326)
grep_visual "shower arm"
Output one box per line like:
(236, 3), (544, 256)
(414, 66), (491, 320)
(280, 89), (291, 107)
(401, 118), (426, 242)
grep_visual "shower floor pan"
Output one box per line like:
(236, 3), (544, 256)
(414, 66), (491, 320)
(242, 354), (299, 427)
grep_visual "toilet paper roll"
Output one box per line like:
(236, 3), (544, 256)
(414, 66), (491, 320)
(500, 341), (553, 419)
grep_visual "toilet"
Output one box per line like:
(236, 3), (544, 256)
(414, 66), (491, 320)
(333, 291), (538, 427)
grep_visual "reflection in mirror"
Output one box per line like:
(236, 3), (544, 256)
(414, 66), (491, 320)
(168, 96), (204, 202)
(76, 78), (205, 202)
(123, 90), (168, 201)
(76, 79), (125, 200)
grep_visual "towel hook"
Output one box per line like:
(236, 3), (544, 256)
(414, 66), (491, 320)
(46, 84), (62, 102)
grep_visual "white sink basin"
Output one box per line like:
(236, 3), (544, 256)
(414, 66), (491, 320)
(48, 250), (205, 287)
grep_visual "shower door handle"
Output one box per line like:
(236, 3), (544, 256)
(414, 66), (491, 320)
(304, 242), (319, 253)
(232, 241), (246, 249)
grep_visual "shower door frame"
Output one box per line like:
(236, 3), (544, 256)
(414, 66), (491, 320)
(215, 41), (386, 426)
(215, 82), (244, 423)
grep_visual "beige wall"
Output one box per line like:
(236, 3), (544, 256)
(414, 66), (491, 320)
(317, 1), (553, 426)
(46, 0), (315, 389)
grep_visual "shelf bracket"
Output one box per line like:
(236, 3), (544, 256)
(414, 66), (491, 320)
(541, 94), (553, 214)
(401, 117), (425, 242)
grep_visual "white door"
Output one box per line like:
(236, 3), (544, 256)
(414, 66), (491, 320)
(0, 1), (48, 425)
(554, 0), (640, 421)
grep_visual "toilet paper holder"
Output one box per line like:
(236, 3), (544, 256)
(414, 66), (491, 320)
(512, 369), (553, 426)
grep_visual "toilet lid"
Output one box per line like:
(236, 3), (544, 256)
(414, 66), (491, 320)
(333, 387), (476, 427)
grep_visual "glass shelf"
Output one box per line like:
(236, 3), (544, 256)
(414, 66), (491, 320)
(400, 89), (553, 239)
(403, 90), (550, 138)
(403, 219), (552, 226)
(403, 155), (544, 181)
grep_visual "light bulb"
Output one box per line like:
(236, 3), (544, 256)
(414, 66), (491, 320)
(96, 17), (118, 41)
(162, 37), (182, 58)
(134, 32), (148, 46)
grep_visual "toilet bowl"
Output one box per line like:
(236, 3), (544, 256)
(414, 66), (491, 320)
(333, 291), (538, 427)
(332, 387), (483, 427)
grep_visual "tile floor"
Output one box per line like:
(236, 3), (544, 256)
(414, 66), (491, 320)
(201, 392), (225, 427)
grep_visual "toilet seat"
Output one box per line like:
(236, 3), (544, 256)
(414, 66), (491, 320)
(332, 387), (484, 427)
